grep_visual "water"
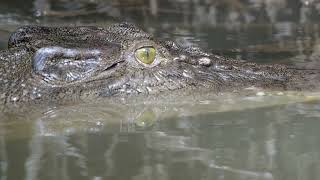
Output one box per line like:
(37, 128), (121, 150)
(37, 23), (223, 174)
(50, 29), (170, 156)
(1, 0), (320, 180)
(1, 94), (320, 180)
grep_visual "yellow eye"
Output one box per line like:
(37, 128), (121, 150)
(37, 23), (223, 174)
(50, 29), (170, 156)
(135, 47), (156, 64)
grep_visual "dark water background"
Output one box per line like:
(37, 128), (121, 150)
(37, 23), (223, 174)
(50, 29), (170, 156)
(1, 0), (320, 180)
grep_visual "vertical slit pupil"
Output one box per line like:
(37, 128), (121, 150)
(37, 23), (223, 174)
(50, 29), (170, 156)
(145, 48), (150, 59)
(135, 47), (155, 64)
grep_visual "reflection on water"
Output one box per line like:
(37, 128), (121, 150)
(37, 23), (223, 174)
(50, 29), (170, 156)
(1, 0), (320, 180)
(1, 93), (320, 180)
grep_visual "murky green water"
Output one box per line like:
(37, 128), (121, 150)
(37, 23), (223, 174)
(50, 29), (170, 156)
(1, 1), (320, 180)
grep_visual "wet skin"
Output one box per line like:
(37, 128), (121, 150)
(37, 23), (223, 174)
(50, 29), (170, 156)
(0, 23), (319, 105)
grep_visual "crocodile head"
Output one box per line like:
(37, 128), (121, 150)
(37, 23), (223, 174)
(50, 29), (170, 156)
(0, 23), (308, 104)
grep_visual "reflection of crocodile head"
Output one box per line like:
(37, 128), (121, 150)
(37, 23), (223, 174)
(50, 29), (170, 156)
(0, 23), (319, 104)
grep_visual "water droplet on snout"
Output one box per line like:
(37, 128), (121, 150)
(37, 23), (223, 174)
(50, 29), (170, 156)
(30, 87), (42, 99)
(256, 91), (266, 96)
(11, 96), (19, 102)
(179, 55), (187, 60)
(198, 57), (211, 66)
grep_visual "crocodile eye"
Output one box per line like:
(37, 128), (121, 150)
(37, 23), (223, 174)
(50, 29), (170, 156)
(135, 47), (156, 64)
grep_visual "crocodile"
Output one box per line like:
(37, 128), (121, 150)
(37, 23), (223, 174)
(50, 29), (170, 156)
(0, 22), (319, 105)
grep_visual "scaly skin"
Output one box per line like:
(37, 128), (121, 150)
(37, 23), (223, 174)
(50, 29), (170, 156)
(0, 23), (318, 105)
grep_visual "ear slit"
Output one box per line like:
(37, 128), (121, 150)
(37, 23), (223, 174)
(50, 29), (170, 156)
(33, 46), (101, 72)
(32, 46), (102, 83)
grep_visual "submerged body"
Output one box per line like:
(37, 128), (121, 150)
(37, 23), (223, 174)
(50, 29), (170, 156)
(0, 23), (319, 104)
